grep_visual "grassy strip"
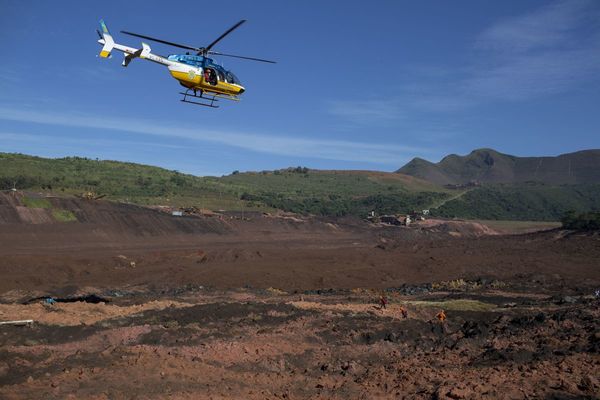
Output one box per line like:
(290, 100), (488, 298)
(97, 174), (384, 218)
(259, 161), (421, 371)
(22, 196), (77, 222)
(403, 299), (496, 312)
(52, 209), (78, 222)
(474, 220), (560, 234)
(22, 197), (52, 208)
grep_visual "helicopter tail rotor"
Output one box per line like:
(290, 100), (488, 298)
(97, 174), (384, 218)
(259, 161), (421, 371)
(98, 19), (115, 58)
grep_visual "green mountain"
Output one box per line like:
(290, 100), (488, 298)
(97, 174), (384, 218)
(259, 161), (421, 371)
(397, 148), (600, 185)
(2, 151), (599, 221)
(0, 153), (448, 216)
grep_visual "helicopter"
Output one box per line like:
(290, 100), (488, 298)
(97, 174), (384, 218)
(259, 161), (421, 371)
(96, 19), (275, 108)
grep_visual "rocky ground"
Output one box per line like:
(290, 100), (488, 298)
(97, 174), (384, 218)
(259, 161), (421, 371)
(0, 285), (598, 399)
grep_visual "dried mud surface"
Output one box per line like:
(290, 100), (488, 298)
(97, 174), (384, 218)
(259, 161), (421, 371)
(0, 194), (599, 398)
(1, 290), (599, 399)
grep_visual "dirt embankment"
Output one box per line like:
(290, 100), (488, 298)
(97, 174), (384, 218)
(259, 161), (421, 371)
(0, 193), (233, 251)
(1, 193), (599, 296)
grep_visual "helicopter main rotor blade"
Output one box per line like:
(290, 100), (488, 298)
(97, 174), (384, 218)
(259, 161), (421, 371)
(207, 51), (276, 64)
(120, 30), (201, 52)
(204, 20), (246, 52)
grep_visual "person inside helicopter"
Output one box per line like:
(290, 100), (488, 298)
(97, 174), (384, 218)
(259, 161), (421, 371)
(204, 68), (218, 85)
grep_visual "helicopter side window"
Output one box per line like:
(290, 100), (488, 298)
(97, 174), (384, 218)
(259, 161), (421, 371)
(217, 70), (225, 82)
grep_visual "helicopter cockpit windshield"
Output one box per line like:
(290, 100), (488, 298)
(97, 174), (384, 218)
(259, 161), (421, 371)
(225, 71), (241, 85)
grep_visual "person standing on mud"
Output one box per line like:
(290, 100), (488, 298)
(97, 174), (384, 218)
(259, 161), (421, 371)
(436, 310), (447, 332)
(436, 310), (446, 323)
(379, 294), (388, 310)
(399, 305), (408, 319)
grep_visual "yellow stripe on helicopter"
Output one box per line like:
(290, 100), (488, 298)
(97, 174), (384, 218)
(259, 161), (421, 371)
(170, 69), (244, 95)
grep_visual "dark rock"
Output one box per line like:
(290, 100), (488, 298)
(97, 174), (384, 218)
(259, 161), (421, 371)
(462, 320), (486, 338)
(579, 375), (599, 392)
(534, 312), (546, 323)
(384, 332), (398, 342)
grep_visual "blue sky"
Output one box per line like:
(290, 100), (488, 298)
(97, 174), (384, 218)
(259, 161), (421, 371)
(1, 0), (599, 176)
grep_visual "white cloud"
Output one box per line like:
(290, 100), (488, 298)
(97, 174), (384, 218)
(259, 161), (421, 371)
(328, 0), (600, 118)
(0, 131), (187, 150)
(465, 0), (600, 100)
(475, 0), (594, 53)
(326, 99), (405, 125)
(0, 106), (430, 166)
(462, 46), (600, 101)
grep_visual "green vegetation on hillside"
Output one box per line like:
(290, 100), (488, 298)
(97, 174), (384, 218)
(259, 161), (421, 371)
(221, 169), (448, 216)
(0, 153), (241, 209)
(561, 211), (600, 231)
(51, 209), (78, 222)
(20, 195), (77, 223)
(432, 183), (600, 221)
(0, 154), (448, 216)
(240, 190), (447, 217)
(22, 196), (52, 208)
(3, 153), (599, 221)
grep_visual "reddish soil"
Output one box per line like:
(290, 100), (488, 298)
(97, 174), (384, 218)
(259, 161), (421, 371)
(1, 290), (598, 399)
(0, 193), (599, 398)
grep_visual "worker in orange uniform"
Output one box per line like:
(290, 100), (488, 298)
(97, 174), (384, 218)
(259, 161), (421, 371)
(436, 310), (446, 322)
(436, 310), (447, 333)
(399, 306), (408, 319)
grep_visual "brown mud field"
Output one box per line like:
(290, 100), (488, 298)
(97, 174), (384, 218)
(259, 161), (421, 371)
(1, 194), (599, 398)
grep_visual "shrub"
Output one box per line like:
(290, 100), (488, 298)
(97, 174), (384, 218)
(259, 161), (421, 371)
(561, 211), (600, 231)
(22, 197), (52, 208)
(52, 209), (77, 222)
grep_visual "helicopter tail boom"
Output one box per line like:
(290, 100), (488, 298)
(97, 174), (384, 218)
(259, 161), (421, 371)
(98, 19), (114, 58)
(97, 20), (174, 67)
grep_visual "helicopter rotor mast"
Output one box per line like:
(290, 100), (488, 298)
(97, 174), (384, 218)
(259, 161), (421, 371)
(202, 19), (246, 56)
(120, 20), (276, 64)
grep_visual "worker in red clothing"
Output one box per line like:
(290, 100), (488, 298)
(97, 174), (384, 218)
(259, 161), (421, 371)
(379, 294), (388, 310)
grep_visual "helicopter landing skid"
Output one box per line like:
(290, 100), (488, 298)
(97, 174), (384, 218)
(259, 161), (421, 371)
(179, 90), (220, 108)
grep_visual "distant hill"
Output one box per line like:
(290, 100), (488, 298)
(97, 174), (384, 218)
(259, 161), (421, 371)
(397, 148), (600, 185)
(0, 153), (240, 209)
(0, 153), (448, 217)
(2, 151), (600, 221)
